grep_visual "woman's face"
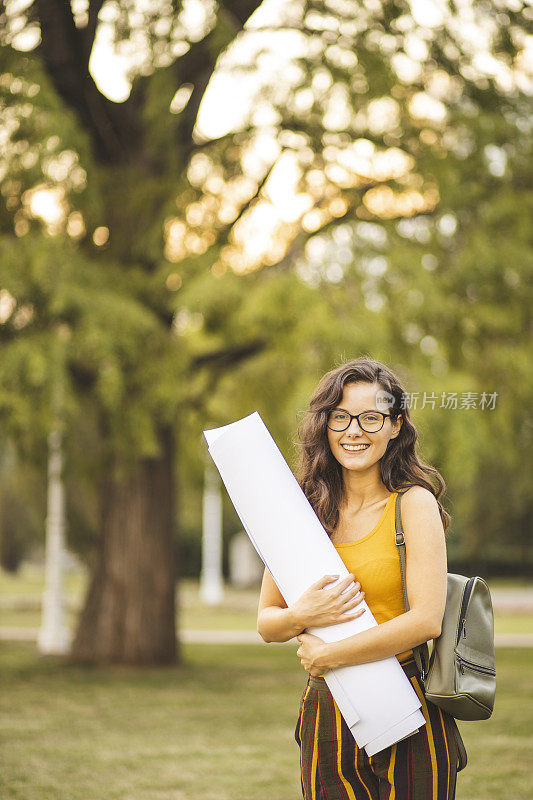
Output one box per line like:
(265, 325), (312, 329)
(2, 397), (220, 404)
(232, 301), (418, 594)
(326, 382), (402, 473)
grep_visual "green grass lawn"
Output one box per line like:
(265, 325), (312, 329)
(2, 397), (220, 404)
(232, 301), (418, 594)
(0, 643), (531, 800)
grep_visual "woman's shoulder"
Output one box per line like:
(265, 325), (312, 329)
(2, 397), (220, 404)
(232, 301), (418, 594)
(400, 484), (439, 519)
(402, 483), (436, 499)
(398, 485), (444, 538)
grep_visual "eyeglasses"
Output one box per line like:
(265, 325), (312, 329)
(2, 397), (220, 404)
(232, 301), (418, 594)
(327, 409), (392, 433)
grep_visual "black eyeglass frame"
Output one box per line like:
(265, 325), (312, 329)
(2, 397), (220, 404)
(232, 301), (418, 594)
(326, 409), (394, 433)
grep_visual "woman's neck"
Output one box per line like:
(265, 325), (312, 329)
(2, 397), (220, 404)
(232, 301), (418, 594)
(341, 467), (390, 511)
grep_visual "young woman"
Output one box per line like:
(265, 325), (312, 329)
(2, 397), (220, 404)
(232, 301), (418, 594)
(257, 358), (466, 799)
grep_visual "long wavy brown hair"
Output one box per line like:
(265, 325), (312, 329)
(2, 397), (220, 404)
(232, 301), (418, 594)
(297, 357), (451, 536)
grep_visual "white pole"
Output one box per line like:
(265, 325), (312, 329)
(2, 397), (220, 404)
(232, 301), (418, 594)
(38, 427), (71, 654)
(200, 459), (224, 605)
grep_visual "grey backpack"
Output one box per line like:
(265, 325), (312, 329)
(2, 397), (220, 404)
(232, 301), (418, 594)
(394, 489), (496, 723)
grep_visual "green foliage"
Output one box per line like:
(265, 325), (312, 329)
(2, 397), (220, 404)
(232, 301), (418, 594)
(0, 237), (195, 485)
(0, 0), (531, 570)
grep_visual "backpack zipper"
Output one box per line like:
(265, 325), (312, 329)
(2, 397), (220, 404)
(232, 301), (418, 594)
(457, 656), (496, 676)
(456, 577), (475, 646)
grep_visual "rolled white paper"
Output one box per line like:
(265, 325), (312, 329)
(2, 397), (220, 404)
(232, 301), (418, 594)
(204, 411), (425, 754)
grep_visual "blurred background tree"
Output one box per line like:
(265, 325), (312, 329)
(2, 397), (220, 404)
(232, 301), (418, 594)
(0, 0), (531, 663)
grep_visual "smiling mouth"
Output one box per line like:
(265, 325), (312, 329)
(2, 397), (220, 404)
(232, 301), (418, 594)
(341, 443), (370, 453)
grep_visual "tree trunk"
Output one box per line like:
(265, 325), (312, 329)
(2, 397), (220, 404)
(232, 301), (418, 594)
(71, 424), (178, 664)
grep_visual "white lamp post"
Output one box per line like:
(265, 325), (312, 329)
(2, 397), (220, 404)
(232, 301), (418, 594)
(199, 458), (224, 605)
(38, 426), (71, 654)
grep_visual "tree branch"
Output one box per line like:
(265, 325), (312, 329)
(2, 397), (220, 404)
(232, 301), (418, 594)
(261, 182), (381, 275)
(167, 1), (264, 152)
(84, 0), (105, 64)
(180, 336), (268, 418)
(35, 0), (141, 162)
(216, 1), (264, 29)
(189, 337), (267, 370)
(225, 158), (278, 231)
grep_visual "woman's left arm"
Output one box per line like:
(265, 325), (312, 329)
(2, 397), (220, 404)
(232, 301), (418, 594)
(296, 486), (447, 675)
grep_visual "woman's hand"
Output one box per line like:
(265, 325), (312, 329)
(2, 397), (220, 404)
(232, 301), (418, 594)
(291, 573), (366, 630)
(296, 633), (330, 676)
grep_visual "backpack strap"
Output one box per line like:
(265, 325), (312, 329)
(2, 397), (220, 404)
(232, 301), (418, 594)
(394, 488), (431, 680)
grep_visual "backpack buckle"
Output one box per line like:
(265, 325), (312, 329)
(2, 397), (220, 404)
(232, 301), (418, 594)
(395, 532), (405, 545)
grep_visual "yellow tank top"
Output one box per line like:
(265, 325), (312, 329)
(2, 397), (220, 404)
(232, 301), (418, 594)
(315, 491), (412, 676)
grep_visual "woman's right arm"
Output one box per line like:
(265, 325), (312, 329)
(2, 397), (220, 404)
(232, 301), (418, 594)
(256, 567), (366, 643)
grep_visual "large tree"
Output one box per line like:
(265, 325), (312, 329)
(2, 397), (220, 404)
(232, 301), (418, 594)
(1, 0), (269, 664)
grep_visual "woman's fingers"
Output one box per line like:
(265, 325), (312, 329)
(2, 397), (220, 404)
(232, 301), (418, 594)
(314, 574), (340, 590)
(342, 581), (361, 600)
(299, 574), (365, 629)
(331, 575), (361, 599)
(339, 573), (356, 589)
(343, 607), (366, 620)
(330, 574), (357, 595)
(342, 590), (365, 609)
(313, 573), (362, 598)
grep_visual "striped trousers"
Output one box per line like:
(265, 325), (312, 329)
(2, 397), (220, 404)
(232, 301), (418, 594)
(294, 657), (467, 800)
